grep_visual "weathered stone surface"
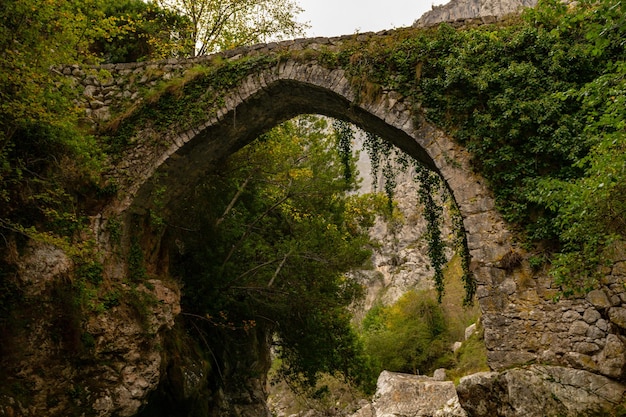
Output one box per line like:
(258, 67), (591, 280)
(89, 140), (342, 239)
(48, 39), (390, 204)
(414, 0), (537, 27)
(596, 334), (626, 379)
(609, 306), (626, 329)
(433, 368), (447, 381)
(16, 242), (71, 296)
(352, 403), (376, 417)
(465, 323), (477, 340)
(586, 289), (612, 308)
(457, 365), (625, 417)
(582, 307), (601, 323)
(369, 371), (467, 417)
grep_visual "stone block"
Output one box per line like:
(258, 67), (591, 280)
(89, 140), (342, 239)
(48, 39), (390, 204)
(433, 368), (447, 381)
(574, 341), (600, 354)
(464, 323), (477, 341)
(582, 307), (601, 324)
(568, 320), (590, 336)
(608, 307), (626, 329)
(586, 289), (611, 308)
(586, 324), (606, 340)
(597, 334), (626, 378)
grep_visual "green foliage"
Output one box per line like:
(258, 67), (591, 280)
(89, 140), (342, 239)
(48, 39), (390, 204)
(76, 261), (104, 286)
(126, 286), (158, 329)
(415, 165), (447, 302)
(172, 116), (378, 390)
(449, 213), (475, 307)
(447, 323), (489, 383)
(0, 0), (110, 242)
(333, 119), (356, 182)
(87, 0), (194, 63)
(362, 290), (453, 376)
(156, 0), (308, 56)
(416, 0), (626, 292)
(128, 238), (148, 283)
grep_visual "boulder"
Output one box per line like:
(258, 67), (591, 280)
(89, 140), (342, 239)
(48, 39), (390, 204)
(359, 370), (466, 417)
(457, 365), (626, 416)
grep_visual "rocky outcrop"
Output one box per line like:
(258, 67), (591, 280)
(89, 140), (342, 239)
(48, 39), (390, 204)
(0, 240), (180, 417)
(414, 0), (537, 27)
(352, 370), (466, 417)
(457, 365), (626, 416)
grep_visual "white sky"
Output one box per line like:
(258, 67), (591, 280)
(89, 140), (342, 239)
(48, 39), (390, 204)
(295, 0), (447, 37)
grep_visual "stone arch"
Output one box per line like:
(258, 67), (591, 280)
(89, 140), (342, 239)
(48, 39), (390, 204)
(40, 44), (626, 417)
(99, 59), (524, 374)
(113, 60), (513, 279)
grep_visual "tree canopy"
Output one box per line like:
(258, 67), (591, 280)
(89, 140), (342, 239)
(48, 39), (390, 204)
(171, 116), (379, 388)
(155, 0), (308, 56)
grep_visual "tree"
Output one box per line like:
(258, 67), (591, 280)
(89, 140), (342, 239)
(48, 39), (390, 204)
(154, 0), (308, 56)
(87, 0), (194, 63)
(0, 0), (109, 229)
(171, 116), (379, 389)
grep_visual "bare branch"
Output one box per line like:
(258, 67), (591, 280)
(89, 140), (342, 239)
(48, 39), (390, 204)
(267, 249), (292, 288)
(215, 175), (252, 227)
(221, 183), (291, 268)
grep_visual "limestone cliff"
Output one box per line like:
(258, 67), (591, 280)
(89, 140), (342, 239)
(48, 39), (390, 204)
(350, 165), (455, 319)
(414, 0), (537, 26)
(0, 239), (180, 417)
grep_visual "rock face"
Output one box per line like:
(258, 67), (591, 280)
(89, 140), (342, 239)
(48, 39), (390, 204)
(351, 167), (455, 318)
(0, 239), (180, 417)
(457, 365), (626, 416)
(414, 0), (537, 27)
(352, 371), (466, 417)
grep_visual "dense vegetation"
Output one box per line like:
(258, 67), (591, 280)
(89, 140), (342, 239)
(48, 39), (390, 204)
(1, 0), (625, 406)
(423, 0), (626, 293)
(335, 0), (626, 294)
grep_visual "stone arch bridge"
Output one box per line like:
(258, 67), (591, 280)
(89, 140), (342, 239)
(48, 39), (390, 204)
(13, 26), (625, 416)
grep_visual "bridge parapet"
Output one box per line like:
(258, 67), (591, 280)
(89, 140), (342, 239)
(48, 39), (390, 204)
(57, 32), (380, 125)
(56, 15), (504, 127)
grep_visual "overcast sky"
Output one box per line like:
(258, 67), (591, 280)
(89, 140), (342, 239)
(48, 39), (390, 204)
(295, 0), (447, 37)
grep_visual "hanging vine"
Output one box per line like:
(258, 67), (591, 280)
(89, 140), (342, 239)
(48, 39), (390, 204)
(362, 131), (398, 212)
(334, 120), (475, 304)
(363, 131), (383, 191)
(450, 201), (476, 306)
(415, 164), (447, 302)
(332, 119), (355, 182)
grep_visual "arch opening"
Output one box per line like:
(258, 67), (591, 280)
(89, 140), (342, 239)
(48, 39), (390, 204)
(132, 111), (473, 415)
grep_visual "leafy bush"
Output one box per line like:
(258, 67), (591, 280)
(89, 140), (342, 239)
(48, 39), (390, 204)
(362, 290), (453, 376)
